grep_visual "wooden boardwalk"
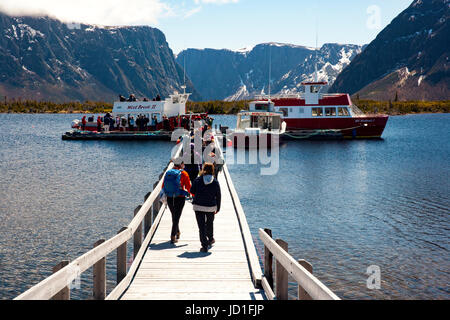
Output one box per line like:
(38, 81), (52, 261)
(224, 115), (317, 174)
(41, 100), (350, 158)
(120, 170), (266, 300)
(15, 138), (339, 301)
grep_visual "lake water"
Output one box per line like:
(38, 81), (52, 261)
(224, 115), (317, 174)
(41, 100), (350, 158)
(0, 113), (449, 300)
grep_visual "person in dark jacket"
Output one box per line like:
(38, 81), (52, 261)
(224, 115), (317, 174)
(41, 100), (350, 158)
(184, 143), (202, 183)
(190, 163), (221, 253)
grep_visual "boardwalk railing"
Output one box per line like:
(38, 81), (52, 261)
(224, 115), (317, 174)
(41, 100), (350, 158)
(15, 144), (182, 300)
(259, 228), (340, 300)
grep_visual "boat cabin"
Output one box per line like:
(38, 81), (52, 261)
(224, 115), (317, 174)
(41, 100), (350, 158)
(111, 92), (190, 122)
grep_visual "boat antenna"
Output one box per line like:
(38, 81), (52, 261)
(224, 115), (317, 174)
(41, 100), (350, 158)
(268, 44), (272, 101)
(182, 53), (186, 95)
(314, 3), (319, 82)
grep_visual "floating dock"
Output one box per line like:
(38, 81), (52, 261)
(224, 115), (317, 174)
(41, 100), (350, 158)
(62, 130), (173, 141)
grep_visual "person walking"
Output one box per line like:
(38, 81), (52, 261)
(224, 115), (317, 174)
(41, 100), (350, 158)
(162, 160), (191, 244)
(190, 163), (221, 253)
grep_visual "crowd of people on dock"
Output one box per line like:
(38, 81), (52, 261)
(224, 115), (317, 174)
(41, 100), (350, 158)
(162, 124), (223, 253)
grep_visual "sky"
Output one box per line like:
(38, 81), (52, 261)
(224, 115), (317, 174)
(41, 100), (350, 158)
(0, 0), (414, 54)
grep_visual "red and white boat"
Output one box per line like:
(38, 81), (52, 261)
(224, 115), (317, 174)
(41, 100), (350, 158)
(266, 81), (389, 139)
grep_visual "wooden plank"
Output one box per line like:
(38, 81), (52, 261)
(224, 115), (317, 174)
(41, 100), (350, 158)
(93, 239), (106, 300)
(261, 277), (275, 301)
(275, 239), (288, 300)
(259, 228), (339, 300)
(221, 162), (263, 288)
(51, 261), (70, 300)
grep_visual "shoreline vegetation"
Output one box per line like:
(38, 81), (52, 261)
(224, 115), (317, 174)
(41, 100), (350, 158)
(0, 99), (448, 115)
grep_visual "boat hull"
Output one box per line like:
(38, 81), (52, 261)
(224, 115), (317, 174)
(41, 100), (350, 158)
(282, 115), (389, 139)
(230, 132), (282, 149)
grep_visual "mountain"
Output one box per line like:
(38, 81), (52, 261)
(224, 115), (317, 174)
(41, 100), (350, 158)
(176, 42), (363, 101)
(0, 13), (200, 102)
(329, 0), (450, 101)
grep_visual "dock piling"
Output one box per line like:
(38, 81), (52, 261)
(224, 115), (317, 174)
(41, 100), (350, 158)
(93, 239), (106, 300)
(51, 260), (70, 300)
(117, 227), (128, 284)
(275, 239), (289, 300)
(133, 206), (143, 257)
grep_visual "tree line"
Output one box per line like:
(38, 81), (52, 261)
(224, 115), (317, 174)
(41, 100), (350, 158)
(0, 97), (448, 115)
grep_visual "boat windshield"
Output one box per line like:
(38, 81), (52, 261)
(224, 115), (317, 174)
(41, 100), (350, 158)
(237, 114), (281, 130)
(350, 104), (365, 117)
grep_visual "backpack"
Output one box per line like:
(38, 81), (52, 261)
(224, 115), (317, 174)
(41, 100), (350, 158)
(163, 169), (182, 197)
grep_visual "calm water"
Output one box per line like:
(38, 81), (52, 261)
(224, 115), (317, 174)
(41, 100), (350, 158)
(0, 113), (449, 300)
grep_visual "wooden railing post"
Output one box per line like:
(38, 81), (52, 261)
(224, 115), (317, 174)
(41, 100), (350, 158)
(152, 181), (161, 221)
(51, 260), (70, 300)
(117, 227), (128, 284)
(134, 205), (142, 258)
(263, 228), (274, 289)
(275, 239), (288, 300)
(297, 259), (313, 300)
(93, 239), (106, 300)
(144, 192), (152, 235)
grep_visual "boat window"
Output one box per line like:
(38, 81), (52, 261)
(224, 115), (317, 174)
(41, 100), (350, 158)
(338, 107), (350, 116)
(255, 103), (268, 111)
(312, 107), (323, 116)
(279, 108), (289, 117)
(325, 107), (336, 116)
(310, 86), (319, 93)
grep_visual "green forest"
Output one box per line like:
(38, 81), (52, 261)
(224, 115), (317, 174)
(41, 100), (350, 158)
(0, 97), (448, 115)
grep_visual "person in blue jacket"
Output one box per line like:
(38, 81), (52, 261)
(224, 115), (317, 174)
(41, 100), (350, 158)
(190, 163), (221, 253)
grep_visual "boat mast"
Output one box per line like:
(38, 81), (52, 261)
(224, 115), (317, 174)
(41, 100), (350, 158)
(268, 44), (272, 102)
(314, 14), (319, 82)
(182, 53), (186, 95)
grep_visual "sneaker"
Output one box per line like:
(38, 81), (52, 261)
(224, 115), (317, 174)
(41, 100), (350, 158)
(176, 231), (181, 240)
(170, 236), (177, 244)
(200, 246), (208, 253)
(209, 239), (215, 245)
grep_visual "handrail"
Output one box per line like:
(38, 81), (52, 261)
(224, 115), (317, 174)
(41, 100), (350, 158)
(15, 143), (182, 300)
(259, 228), (340, 300)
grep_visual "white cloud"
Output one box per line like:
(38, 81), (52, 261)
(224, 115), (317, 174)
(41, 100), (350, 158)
(184, 6), (202, 19)
(194, 0), (239, 4)
(0, 0), (174, 26)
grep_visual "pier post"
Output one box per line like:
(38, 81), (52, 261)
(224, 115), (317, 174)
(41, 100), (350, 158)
(134, 205), (143, 258)
(51, 260), (70, 300)
(93, 239), (106, 300)
(263, 228), (274, 289)
(152, 182), (161, 221)
(144, 192), (152, 235)
(297, 259), (313, 300)
(117, 227), (128, 284)
(275, 239), (288, 300)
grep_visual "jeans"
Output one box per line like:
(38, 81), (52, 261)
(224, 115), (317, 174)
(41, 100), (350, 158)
(195, 211), (215, 248)
(167, 196), (186, 238)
